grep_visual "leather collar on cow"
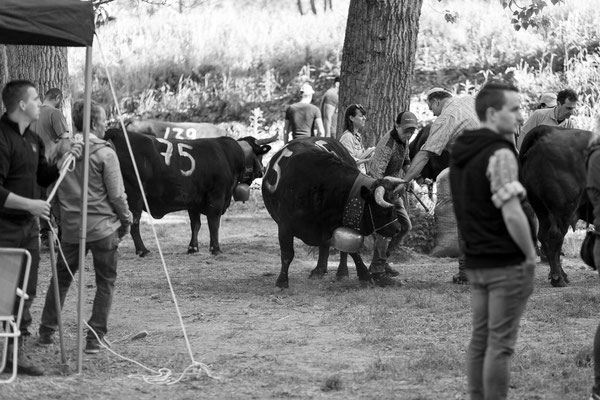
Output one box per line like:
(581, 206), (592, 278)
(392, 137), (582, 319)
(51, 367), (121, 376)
(342, 174), (376, 230)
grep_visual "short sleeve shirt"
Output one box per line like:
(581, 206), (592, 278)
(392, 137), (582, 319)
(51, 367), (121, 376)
(285, 102), (322, 139)
(486, 148), (526, 209)
(29, 104), (69, 160)
(421, 96), (479, 156)
(518, 107), (577, 149)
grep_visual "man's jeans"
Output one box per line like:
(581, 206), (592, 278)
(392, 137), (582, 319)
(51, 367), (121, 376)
(0, 217), (40, 337)
(369, 199), (412, 273)
(465, 262), (535, 400)
(39, 231), (119, 341)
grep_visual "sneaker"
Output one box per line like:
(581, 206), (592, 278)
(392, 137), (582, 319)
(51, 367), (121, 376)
(452, 273), (469, 285)
(85, 337), (111, 354)
(36, 333), (55, 346)
(384, 264), (400, 277)
(372, 272), (400, 288)
(5, 344), (45, 376)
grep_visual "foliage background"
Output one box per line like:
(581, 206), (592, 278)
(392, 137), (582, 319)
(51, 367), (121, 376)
(69, 0), (600, 130)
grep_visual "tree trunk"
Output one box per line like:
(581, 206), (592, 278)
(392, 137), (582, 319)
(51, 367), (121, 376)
(338, 0), (423, 145)
(0, 45), (71, 130)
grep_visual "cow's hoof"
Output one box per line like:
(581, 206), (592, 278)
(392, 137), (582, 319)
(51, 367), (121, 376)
(187, 246), (199, 254)
(562, 274), (570, 284)
(210, 248), (222, 256)
(550, 275), (568, 287)
(309, 269), (327, 279)
(335, 274), (349, 281)
(275, 278), (289, 289)
(137, 249), (150, 257)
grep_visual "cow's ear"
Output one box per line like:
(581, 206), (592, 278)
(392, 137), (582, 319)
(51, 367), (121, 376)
(359, 185), (372, 201)
(260, 145), (271, 154)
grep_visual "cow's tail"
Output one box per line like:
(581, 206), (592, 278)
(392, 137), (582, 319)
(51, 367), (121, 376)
(519, 125), (553, 164)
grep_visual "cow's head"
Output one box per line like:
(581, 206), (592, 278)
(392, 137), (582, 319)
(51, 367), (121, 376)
(237, 137), (273, 184)
(359, 178), (404, 238)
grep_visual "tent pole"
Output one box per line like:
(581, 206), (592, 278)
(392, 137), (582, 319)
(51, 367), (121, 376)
(77, 45), (93, 374)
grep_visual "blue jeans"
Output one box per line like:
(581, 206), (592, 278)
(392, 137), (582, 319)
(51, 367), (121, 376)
(39, 231), (119, 341)
(0, 217), (40, 337)
(465, 262), (535, 400)
(369, 199), (412, 273)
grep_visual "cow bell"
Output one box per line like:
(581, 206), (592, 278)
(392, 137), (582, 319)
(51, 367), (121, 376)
(331, 227), (364, 253)
(233, 183), (250, 202)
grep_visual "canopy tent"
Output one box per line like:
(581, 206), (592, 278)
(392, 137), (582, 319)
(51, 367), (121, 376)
(0, 0), (95, 374)
(0, 0), (94, 47)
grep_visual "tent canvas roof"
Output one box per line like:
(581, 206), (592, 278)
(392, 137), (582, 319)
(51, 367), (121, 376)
(0, 0), (94, 47)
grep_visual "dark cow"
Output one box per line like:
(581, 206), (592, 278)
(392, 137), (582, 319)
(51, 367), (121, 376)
(125, 119), (227, 140)
(519, 125), (593, 287)
(262, 137), (403, 288)
(104, 128), (272, 256)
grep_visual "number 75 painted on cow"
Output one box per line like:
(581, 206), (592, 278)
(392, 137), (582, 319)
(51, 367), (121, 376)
(156, 138), (196, 176)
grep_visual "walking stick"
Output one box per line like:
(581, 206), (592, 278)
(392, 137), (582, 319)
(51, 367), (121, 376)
(408, 187), (430, 213)
(48, 229), (67, 366)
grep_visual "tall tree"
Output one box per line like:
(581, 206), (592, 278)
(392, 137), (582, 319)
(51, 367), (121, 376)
(339, 0), (424, 145)
(0, 45), (70, 128)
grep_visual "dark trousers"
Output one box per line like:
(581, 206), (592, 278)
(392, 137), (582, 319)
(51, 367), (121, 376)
(0, 217), (40, 337)
(465, 262), (534, 400)
(39, 231), (119, 341)
(370, 199), (412, 273)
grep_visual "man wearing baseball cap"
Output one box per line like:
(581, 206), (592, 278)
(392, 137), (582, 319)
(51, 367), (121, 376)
(283, 83), (324, 143)
(401, 86), (479, 284)
(367, 111), (418, 286)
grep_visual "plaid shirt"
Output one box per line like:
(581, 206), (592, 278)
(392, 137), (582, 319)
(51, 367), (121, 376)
(422, 95), (479, 156)
(487, 148), (526, 208)
(369, 130), (410, 179)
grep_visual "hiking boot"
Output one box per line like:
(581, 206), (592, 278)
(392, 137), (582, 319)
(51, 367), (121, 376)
(36, 333), (55, 346)
(452, 273), (469, 285)
(372, 272), (400, 288)
(384, 264), (400, 277)
(5, 344), (44, 376)
(85, 336), (111, 354)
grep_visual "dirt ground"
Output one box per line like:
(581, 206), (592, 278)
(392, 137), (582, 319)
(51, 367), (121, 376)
(1, 204), (599, 400)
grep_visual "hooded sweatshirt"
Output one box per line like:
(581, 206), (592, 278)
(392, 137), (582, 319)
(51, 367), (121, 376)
(449, 128), (525, 269)
(57, 135), (132, 243)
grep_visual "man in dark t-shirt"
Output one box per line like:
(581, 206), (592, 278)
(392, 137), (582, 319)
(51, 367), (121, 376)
(284, 83), (324, 143)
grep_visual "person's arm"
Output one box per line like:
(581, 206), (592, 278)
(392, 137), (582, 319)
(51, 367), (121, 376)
(322, 103), (336, 137)
(369, 143), (392, 179)
(315, 117), (325, 137)
(402, 150), (433, 182)
(520, 112), (538, 136)
(50, 110), (69, 141)
(488, 148), (536, 263)
(283, 120), (291, 144)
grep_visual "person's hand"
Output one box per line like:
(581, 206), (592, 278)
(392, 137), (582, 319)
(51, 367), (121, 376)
(57, 143), (83, 169)
(27, 199), (51, 219)
(118, 224), (130, 240)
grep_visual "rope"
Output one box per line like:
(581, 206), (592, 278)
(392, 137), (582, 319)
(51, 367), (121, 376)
(39, 33), (219, 384)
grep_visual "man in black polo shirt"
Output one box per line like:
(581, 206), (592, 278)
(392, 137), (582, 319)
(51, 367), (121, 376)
(0, 80), (81, 375)
(449, 82), (536, 400)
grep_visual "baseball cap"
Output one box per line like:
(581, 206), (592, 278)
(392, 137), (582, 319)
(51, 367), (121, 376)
(300, 83), (315, 95)
(539, 92), (557, 107)
(426, 87), (451, 98)
(400, 111), (418, 129)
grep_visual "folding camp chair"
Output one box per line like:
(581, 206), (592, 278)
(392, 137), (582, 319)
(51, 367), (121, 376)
(0, 248), (31, 383)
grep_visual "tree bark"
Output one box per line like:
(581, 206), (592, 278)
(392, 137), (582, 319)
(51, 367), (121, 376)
(338, 0), (423, 145)
(0, 45), (70, 130)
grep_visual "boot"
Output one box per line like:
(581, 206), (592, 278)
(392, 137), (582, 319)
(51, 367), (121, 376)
(5, 339), (45, 376)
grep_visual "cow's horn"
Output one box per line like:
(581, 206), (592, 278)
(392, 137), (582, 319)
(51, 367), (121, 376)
(383, 176), (407, 186)
(374, 186), (394, 208)
(256, 132), (279, 145)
